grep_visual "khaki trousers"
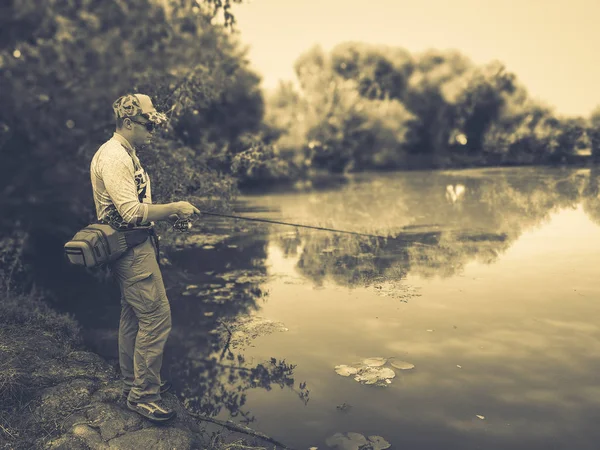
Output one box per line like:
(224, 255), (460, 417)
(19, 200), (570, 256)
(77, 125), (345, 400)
(110, 237), (171, 403)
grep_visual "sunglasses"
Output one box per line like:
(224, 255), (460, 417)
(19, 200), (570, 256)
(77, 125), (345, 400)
(129, 118), (156, 132)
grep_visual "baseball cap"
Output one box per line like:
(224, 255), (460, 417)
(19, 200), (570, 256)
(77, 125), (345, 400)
(112, 93), (167, 125)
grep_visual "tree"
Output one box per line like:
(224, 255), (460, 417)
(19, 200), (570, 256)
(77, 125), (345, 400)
(0, 0), (259, 293)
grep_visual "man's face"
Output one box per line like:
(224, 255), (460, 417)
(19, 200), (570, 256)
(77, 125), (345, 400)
(126, 115), (155, 147)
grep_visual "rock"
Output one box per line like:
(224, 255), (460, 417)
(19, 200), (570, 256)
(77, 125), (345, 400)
(60, 412), (89, 433)
(90, 382), (123, 403)
(71, 423), (108, 449)
(45, 435), (89, 450)
(33, 355), (115, 385)
(86, 403), (144, 440)
(108, 427), (196, 450)
(36, 379), (97, 420)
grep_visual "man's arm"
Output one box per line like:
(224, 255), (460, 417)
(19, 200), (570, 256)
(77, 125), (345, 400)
(146, 202), (200, 222)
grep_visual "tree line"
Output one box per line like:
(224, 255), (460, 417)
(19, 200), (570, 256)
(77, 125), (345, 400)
(263, 43), (600, 179)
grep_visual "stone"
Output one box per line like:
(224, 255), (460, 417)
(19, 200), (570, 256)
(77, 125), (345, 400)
(60, 412), (89, 433)
(33, 357), (114, 385)
(86, 403), (144, 440)
(45, 435), (89, 450)
(90, 383), (123, 403)
(72, 424), (109, 449)
(36, 379), (97, 420)
(108, 427), (196, 450)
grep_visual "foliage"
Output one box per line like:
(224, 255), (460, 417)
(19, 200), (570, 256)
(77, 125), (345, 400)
(0, 0), (259, 294)
(265, 42), (593, 171)
(231, 135), (299, 187)
(0, 289), (81, 346)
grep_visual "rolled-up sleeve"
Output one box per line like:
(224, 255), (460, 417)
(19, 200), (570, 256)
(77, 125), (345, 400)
(100, 154), (148, 225)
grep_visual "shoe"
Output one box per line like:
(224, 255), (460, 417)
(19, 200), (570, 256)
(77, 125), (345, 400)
(127, 399), (176, 423)
(123, 380), (172, 398)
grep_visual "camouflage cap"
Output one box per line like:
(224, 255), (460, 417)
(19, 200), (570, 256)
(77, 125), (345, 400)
(112, 93), (167, 125)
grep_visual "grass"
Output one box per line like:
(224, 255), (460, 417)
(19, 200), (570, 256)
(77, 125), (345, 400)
(0, 289), (82, 449)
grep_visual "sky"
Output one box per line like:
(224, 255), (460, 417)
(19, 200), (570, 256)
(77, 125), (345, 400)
(233, 0), (600, 118)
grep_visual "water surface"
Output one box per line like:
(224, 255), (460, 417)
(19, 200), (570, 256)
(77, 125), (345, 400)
(77, 167), (600, 449)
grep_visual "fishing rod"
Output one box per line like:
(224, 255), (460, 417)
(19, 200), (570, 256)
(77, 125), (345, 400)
(172, 211), (438, 247)
(203, 211), (392, 239)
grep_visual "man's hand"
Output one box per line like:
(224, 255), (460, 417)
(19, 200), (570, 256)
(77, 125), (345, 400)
(173, 201), (201, 218)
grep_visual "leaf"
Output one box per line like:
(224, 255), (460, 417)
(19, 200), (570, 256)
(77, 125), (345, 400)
(362, 357), (387, 367)
(390, 360), (415, 370)
(353, 367), (395, 386)
(335, 365), (359, 377)
(368, 435), (392, 450)
(325, 432), (368, 450)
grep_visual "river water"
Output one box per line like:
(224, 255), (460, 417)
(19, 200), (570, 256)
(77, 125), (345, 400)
(72, 166), (600, 449)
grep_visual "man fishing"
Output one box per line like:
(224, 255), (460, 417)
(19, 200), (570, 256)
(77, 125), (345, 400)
(90, 93), (200, 422)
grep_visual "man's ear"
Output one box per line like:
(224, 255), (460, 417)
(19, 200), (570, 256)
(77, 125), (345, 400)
(124, 118), (132, 130)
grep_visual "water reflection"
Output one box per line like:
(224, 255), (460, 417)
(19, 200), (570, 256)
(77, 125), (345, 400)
(265, 168), (591, 285)
(162, 233), (310, 422)
(61, 167), (600, 447)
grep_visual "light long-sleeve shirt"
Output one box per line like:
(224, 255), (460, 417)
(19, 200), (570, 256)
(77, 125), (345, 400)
(90, 133), (152, 229)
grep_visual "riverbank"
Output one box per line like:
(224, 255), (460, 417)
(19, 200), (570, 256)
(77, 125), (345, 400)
(0, 289), (287, 449)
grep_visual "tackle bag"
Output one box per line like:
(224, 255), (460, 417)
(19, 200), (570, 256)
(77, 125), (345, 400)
(64, 223), (151, 268)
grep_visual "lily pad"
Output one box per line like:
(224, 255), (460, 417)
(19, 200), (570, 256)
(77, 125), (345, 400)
(390, 360), (415, 370)
(184, 234), (229, 248)
(218, 270), (265, 285)
(362, 357), (387, 367)
(335, 365), (359, 377)
(368, 280), (421, 302)
(220, 315), (288, 350)
(325, 432), (391, 450)
(367, 436), (391, 450)
(325, 432), (367, 450)
(353, 367), (395, 386)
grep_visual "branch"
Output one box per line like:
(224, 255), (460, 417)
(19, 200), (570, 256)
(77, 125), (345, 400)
(188, 411), (290, 449)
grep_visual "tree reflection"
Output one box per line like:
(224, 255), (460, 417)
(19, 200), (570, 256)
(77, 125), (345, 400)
(270, 168), (591, 284)
(582, 166), (600, 225)
(163, 232), (310, 423)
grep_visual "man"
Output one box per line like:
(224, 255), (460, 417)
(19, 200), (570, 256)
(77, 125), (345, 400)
(90, 93), (199, 422)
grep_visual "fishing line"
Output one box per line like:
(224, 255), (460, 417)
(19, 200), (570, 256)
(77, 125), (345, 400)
(174, 211), (438, 248)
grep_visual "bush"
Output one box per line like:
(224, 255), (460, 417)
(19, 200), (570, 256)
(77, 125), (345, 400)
(231, 135), (300, 187)
(0, 290), (81, 346)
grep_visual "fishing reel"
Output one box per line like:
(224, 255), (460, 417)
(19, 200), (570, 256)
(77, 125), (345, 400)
(169, 214), (193, 232)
